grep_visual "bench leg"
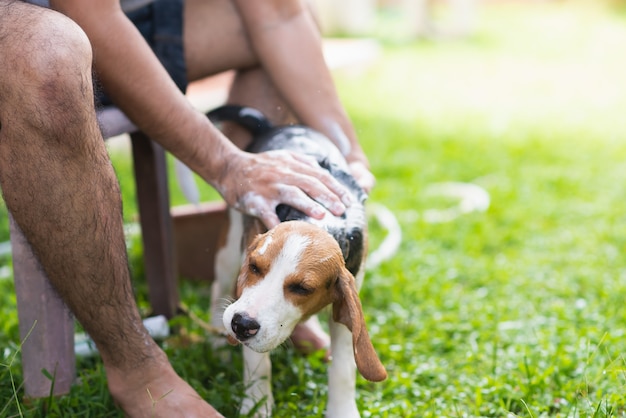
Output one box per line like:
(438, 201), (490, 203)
(10, 214), (75, 398)
(130, 132), (179, 318)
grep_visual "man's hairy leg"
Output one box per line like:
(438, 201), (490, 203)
(0, 3), (222, 417)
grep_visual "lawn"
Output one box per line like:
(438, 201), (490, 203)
(3, 1), (626, 416)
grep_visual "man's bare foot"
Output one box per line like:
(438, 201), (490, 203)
(106, 349), (223, 418)
(290, 316), (331, 360)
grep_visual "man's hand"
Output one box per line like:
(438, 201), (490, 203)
(349, 160), (376, 195)
(216, 149), (354, 228)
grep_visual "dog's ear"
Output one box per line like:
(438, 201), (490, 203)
(332, 268), (387, 382)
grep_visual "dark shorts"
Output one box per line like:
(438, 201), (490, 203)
(96, 0), (187, 106)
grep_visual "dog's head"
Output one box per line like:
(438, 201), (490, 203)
(222, 220), (387, 382)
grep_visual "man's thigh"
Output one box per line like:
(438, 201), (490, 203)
(184, 0), (257, 82)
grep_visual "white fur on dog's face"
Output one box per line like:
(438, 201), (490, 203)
(222, 221), (343, 353)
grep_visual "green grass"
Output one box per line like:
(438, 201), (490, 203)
(4, 1), (626, 416)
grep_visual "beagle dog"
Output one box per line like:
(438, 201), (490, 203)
(208, 106), (387, 417)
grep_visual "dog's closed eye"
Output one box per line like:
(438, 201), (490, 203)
(248, 263), (261, 276)
(286, 282), (315, 296)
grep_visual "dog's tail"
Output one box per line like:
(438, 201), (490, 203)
(206, 105), (273, 137)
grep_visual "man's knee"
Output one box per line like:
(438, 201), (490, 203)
(0, 3), (95, 135)
(0, 2), (93, 97)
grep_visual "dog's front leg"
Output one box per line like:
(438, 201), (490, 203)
(241, 346), (274, 418)
(211, 210), (244, 343)
(327, 317), (359, 418)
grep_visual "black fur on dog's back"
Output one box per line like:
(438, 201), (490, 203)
(207, 105), (367, 275)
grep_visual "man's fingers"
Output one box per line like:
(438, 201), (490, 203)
(234, 192), (280, 228)
(277, 178), (343, 217)
(259, 212), (281, 229)
(349, 161), (375, 194)
(272, 150), (353, 209)
(288, 152), (320, 168)
(236, 188), (326, 229)
(277, 186), (328, 220)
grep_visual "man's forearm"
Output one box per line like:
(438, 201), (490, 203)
(233, 0), (368, 167)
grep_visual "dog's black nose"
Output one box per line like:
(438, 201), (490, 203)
(231, 313), (261, 341)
